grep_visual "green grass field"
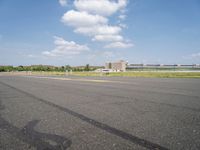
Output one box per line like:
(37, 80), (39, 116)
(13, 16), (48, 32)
(69, 71), (200, 78)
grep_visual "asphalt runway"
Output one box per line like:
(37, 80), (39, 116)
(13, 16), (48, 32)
(0, 75), (200, 150)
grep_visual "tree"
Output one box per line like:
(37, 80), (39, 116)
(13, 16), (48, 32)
(17, 65), (24, 71)
(108, 63), (112, 69)
(84, 64), (90, 71)
(0, 66), (5, 72)
(65, 65), (71, 71)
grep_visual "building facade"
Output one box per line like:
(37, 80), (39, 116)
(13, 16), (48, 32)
(105, 60), (127, 72)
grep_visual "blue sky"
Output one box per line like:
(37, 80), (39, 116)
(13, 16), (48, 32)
(0, 0), (200, 66)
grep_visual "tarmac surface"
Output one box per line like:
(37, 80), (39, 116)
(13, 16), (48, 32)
(0, 75), (200, 150)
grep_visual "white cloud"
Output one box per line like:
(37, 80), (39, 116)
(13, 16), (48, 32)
(92, 34), (123, 42)
(60, 0), (132, 45)
(61, 10), (108, 27)
(74, 25), (121, 36)
(104, 41), (134, 49)
(59, 0), (67, 6)
(119, 14), (126, 20)
(119, 23), (127, 28)
(74, 0), (127, 16)
(42, 36), (90, 57)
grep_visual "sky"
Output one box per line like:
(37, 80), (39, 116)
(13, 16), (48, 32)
(0, 0), (200, 66)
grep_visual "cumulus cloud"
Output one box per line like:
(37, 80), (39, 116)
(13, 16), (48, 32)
(74, 0), (127, 16)
(92, 35), (123, 42)
(119, 14), (126, 20)
(104, 42), (134, 49)
(60, 0), (132, 48)
(59, 0), (67, 6)
(119, 23), (127, 28)
(42, 36), (90, 57)
(61, 10), (108, 27)
(74, 25), (121, 36)
(61, 10), (123, 41)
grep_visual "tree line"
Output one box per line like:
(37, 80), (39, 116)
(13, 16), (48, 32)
(0, 64), (102, 72)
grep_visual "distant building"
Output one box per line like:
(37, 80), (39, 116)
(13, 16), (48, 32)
(105, 60), (127, 72)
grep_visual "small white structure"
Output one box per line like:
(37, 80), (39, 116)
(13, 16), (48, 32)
(95, 69), (114, 73)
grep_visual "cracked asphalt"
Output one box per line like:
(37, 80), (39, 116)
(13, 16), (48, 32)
(0, 75), (200, 150)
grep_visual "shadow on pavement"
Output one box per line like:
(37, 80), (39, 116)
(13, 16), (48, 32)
(0, 100), (72, 150)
